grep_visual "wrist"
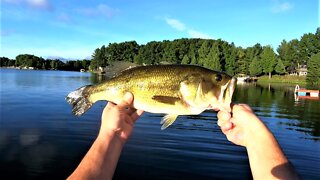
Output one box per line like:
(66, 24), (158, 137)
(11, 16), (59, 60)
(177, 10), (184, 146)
(244, 117), (273, 148)
(97, 129), (126, 147)
(245, 124), (274, 149)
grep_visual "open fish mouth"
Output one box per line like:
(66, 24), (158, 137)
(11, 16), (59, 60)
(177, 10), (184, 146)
(219, 77), (237, 109)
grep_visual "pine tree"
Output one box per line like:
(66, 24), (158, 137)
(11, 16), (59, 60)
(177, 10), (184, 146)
(275, 58), (286, 74)
(261, 46), (277, 79)
(181, 55), (190, 64)
(204, 45), (221, 71)
(198, 40), (211, 66)
(225, 47), (237, 75)
(235, 48), (246, 75)
(249, 57), (262, 76)
(307, 53), (320, 85)
(190, 54), (197, 65)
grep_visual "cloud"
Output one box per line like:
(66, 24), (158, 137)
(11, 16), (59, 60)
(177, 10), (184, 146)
(164, 17), (212, 39)
(3, 0), (52, 10)
(188, 30), (212, 39)
(26, 0), (52, 10)
(271, 0), (293, 13)
(164, 17), (186, 31)
(78, 4), (119, 19)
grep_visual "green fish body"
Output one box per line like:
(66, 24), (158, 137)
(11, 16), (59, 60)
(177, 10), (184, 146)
(66, 64), (236, 129)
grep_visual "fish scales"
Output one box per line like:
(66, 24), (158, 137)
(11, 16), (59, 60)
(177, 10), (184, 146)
(66, 64), (237, 129)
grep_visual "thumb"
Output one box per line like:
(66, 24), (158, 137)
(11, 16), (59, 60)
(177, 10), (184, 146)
(118, 92), (134, 108)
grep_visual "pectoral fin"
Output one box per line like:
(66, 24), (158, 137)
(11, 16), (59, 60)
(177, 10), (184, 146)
(160, 114), (179, 130)
(152, 95), (180, 105)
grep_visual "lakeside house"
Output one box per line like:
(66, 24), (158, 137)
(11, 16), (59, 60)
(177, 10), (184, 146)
(297, 65), (308, 76)
(288, 65), (308, 76)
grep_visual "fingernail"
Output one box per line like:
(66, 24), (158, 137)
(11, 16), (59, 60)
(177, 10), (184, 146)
(124, 92), (132, 100)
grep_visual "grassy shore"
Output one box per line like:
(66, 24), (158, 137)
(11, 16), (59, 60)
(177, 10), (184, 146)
(258, 75), (307, 85)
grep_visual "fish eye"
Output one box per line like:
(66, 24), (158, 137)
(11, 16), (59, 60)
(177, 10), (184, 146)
(215, 74), (222, 82)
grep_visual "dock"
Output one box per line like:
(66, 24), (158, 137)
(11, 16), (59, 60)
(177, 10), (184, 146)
(294, 85), (319, 100)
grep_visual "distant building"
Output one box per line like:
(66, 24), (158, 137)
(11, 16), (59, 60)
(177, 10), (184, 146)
(288, 65), (308, 76)
(297, 65), (308, 76)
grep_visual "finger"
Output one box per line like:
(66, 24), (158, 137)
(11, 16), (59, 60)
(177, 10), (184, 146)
(217, 111), (231, 122)
(104, 101), (116, 113)
(131, 109), (144, 122)
(126, 107), (137, 115)
(102, 101), (116, 118)
(232, 104), (253, 113)
(117, 92), (134, 109)
(123, 92), (134, 104)
(106, 101), (116, 107)
(221, 121), (233, 133)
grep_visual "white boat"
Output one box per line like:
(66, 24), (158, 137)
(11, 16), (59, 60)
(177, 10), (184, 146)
(236, 74), (250, 83)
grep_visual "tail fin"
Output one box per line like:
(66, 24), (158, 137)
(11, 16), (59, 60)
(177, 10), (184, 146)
(66, 85), (93, 116)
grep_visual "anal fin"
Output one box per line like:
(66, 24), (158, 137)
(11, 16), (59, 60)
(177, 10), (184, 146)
(160, 114), (179, 130)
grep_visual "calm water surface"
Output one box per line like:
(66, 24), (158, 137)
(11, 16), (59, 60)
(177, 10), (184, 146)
(0, 69), (319, 179)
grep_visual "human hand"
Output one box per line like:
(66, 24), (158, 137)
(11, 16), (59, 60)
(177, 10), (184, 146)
(217, 104), (269, 147)
(218, 104), (299, 180)
(98, 92), (144, 144)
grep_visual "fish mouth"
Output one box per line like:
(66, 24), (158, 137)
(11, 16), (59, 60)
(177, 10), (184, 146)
(218, 77), (237, 111)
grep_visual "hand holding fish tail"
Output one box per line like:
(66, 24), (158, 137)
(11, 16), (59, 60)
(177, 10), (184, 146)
(69, 92), (144, 180)
(217, 104), (299, 180)
(99, 92), (144, 144)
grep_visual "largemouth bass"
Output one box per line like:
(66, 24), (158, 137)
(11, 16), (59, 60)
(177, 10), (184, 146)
(66, 64), (236, 130)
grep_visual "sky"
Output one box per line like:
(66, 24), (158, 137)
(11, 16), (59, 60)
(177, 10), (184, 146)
(1, 0), (319, 60)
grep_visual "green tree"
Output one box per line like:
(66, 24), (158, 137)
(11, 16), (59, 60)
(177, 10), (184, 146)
(225, 45), (237, 75)
(249, 57), (262, 76)
(299, 32), (320, 65)
(0, 57), (10, 67)
(307, 53), (320, 85)
(198, 40), (212, 66)
(188, 43), (198, 65)
(81, 60), (91, 70)
(274, 58), (286, 75)
(91, 46), (107, 70)
(7, 59), (16, 66)
(204, 43), (221, 71)
(105, 41), (139, 63)
(181, 54), (190, 64)
(190, 53), (197, 65)
(163, 40), (179, 64)
(15, 54), (43, 68)
(235, 47), (246, 75)
(277, 40), (291, 69)
(261, 46), (277, 79)
(50, 59), (64, 70)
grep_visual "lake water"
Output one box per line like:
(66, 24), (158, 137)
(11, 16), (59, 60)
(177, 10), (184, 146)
(0, 68), (319, 179)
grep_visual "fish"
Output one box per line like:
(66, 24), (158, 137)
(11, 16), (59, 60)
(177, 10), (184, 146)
(66, 64), (237, 130)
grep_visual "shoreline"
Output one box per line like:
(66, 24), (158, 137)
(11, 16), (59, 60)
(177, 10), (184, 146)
(257, 75), (307, 85)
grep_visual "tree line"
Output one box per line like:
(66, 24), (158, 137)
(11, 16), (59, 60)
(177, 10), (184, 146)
(1, 28), (319, 84)
(90, 28), (319, 84)
(0, 54), (90, 71)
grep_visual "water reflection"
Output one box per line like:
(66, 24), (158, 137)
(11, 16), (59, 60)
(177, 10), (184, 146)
(0, 69), (319, 179)
(235, 83), (320, 138)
